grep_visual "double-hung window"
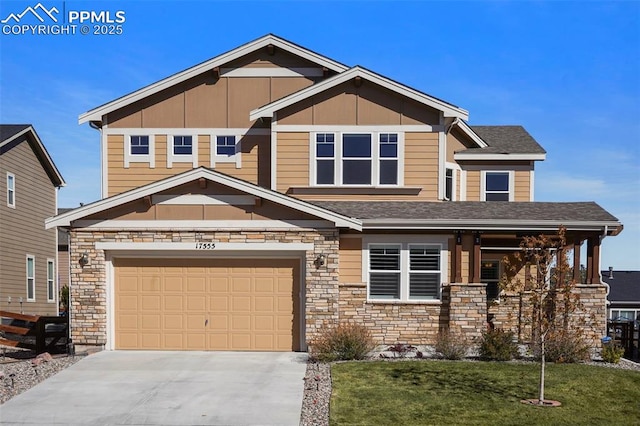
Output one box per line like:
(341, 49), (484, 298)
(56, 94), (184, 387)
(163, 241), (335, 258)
(409, 245), (441, 299)
(484, 171), (511, 201)
(379, 134), (398, 185)
(26, 255), (35, 301)
(315, 133), (335, 184)
(130, 136), (149, 155)
(47, 259), (55, 303)
(342, 134), (372, 184)
(173, 136), (192, 155)
(313, 132), (400, 186)
(369, 245), (401, 299)
(7, 172), (15, 207)
(367, 240), (446, 301)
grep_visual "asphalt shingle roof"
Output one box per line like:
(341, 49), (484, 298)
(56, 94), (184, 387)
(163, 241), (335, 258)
(461, 125), (546, 155)
(0, 124), (30, 142)
(601, 270), (640, 303)
(310, 201), (619, 222)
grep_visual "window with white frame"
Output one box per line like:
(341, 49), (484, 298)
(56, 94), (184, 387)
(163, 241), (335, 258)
(47, 259), (55, 302)
(445, 168), (454, 201)
(369, 245), (401, 299)
(367, 240), (446, 301)
(313, 132), (400, 186)
(409, 245), (441, 299)
(7, 172), (15, 207)
(315, 133), (335, 184)
(130, 135), (149, 155)
(173, 135), (192, 155)
(216, 136), (236, 156)
(483, 171), (511, 201)
(26, 255), (35, 301)
(610, 309), (640, 330)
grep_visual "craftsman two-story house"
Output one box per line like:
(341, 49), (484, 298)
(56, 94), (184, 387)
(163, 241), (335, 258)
(47, 35), (622, 352)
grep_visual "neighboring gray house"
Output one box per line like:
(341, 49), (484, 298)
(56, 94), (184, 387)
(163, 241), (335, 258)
(603, 269), (640, 327)
(0, 125), (65, 315)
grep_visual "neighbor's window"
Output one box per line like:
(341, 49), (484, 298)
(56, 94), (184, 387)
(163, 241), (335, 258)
(409, 245), (441, 299)
(47, 260), (55, 302)
(7, 172), (15, 207)
(130, 136), (150, 155)
(485, 172), (510, 201)
(343, 134), (372, 185)
(216, 136), (236, 157)
(369, 245), (401, 299)
(173, 136), (192, 155)
(315, 133), (335, 185)
(481, 260), (500, 300)
(445, 168), (454, 201)
(26, 255), (35, 301)
(379, 133), (398, 185)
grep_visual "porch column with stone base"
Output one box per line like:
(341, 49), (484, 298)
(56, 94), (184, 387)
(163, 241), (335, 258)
(443, 283), (488, 341)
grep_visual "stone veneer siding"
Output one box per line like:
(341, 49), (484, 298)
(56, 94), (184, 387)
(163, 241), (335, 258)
(69, 229), (338, 349)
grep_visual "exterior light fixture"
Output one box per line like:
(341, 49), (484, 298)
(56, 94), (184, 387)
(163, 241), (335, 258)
(79, 252), (89, 266)
(315, 254), (326, 268)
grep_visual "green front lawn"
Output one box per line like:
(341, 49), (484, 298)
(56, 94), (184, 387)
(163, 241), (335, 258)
(330, 360), (640, 425)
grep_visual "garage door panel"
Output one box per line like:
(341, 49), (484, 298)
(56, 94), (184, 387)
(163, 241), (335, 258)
(115, 258), (299, 351)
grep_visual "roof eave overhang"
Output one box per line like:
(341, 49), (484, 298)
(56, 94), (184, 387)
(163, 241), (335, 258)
(79, 35), (349, 125)
(454, 153), (547, 161)
(45, 168), (361, 231)
(250, 67), (469, 122)
(0, 126), (65, 187)
(361, 219), (622, 234)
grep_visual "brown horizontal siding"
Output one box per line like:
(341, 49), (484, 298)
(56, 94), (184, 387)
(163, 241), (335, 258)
(276, 132), (309, 192)
(404, 132), (439, 200)
(466, 170), (481, 201)
(339, 237), (363, 284)
(514, 170), (531, 201)
(0, 139), (57, 315)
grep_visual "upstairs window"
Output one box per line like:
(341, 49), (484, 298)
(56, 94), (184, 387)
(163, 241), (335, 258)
(7, 172), (15, 208)
(316, 133), (335, 185)
(47, 259), (55, 303)
(484, 171), (511, 201)
(173, 136), (192, 155)
(445, 168), (454, 201)
(26, 255), (35, 301)
(216, 136), (236, 157)
(343, 134), (372, 184)
(313, 132), (401, 186)
(379, 134), (398, 185)
(130, 136), (149, 155)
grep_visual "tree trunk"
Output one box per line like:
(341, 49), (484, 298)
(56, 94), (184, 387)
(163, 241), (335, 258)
(538, 336), (546, 404)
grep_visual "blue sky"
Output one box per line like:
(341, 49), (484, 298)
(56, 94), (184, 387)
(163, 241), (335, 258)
(1, 1), (638, 269)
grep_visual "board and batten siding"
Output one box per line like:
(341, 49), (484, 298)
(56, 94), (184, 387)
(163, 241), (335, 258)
(0, 139), (58, 315)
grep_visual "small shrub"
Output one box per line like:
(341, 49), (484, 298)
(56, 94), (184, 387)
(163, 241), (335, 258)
(533, 330), (590, 363)
(601, 342), (625, 364)
(478, 328), (518, 361)
(434, 329), (470, 360)
(310, 323), (375, 362)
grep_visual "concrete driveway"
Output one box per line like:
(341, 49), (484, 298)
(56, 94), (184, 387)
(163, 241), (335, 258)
(0, 351), (308, 426)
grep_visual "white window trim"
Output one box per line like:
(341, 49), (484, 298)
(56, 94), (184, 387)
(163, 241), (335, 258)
(168, 134), (198, 168)
(362, 235), (448, 303)
(211, 134), (242, 168)
(309, 131), (404, 187)
(6, 172), (15, 208)
(26, 254), (35, 302)
(481, 170), (514, 202)
(444, 162), (461, 201)
(124, 135), (155, 168)
(47, 258), (55, 303)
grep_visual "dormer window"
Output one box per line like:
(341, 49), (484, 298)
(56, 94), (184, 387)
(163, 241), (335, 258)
(482, 171), (513, 201)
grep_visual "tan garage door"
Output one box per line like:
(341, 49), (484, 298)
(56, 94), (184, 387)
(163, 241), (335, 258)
(114, 258), (300, 351)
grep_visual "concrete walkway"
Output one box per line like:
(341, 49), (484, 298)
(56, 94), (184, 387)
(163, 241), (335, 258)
(0, 351), (308, 426)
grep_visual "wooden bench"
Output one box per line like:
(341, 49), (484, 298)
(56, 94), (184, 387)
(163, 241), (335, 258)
(0, 310), (68, 353)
